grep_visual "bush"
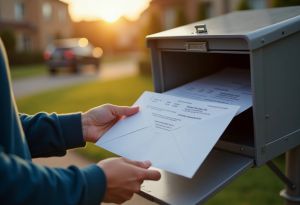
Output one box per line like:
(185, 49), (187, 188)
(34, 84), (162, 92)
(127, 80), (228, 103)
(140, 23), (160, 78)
(0, 30), (16, 53)
(8, 51), (44, 66)
(271, 0), (300, 7)
(237, 0), (251, 10)
(138, 57), (152, 76)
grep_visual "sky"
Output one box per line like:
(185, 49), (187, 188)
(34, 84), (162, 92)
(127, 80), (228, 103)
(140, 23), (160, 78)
(62, 0), (151, 22)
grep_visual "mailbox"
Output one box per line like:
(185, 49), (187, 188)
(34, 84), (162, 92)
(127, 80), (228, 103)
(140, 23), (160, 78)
(139, 6), (300, 205)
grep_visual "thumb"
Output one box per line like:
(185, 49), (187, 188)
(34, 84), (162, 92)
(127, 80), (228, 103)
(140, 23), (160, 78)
(111, 105), (139, 117)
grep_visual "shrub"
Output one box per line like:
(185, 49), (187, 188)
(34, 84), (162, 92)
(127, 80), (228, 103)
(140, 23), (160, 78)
(8, 51), (44, 66)
(0, 30), (16, 53)
(138, 56), (152, 76)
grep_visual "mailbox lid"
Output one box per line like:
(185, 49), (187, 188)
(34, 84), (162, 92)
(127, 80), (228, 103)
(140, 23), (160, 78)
(147, 6), (300, 50)
(139, 149), (253, 205)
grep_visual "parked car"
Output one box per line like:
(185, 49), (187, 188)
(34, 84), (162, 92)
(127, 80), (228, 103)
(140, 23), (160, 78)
(44, 38), (103, 75)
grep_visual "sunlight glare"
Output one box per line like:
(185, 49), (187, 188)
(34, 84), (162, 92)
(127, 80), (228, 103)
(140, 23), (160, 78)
(78, 38), (88, 47)
(67, 0), (151, 23)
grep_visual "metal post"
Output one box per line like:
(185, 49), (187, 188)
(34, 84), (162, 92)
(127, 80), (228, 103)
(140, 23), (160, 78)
(280, 145), (300, 205)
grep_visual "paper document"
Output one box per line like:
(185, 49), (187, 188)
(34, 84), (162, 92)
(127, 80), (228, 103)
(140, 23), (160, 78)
(96, 91), (240, 178)
(165, 68), (252, 115)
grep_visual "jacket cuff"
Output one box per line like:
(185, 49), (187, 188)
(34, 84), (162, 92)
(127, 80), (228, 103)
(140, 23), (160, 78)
(58, 113), (86, 149)
(81, 165), (107, 204)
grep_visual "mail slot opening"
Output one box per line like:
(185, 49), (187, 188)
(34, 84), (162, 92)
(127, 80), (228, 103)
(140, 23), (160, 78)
(160, 51), (255, 157)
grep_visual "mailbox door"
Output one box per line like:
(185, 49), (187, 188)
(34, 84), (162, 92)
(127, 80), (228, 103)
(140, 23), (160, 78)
(139, 149), (253, 205)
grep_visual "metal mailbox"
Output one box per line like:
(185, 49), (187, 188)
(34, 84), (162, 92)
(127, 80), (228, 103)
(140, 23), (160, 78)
(139, 6), (300, 205)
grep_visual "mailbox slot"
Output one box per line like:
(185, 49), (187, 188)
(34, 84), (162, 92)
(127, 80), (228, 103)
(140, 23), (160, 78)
(158, 51), (255, 157)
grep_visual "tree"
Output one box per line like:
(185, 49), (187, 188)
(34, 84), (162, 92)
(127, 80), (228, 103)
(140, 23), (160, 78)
(175, 7), (187, 27)
(0, 30), (16, 53)
(198, 2), (207, 20)
(271, 0), (300, 7)
(237, 0), (251, 10)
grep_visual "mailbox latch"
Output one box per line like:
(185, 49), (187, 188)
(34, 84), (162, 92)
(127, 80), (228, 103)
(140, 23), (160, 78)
(195, 24), (207, 34)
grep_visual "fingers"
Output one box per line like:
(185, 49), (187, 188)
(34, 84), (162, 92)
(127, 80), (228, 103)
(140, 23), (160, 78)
(121, 158), (160, 181)
(141, 169), (161, 181)
(123, 158), (151, 169)
(110, 105), (139, 117)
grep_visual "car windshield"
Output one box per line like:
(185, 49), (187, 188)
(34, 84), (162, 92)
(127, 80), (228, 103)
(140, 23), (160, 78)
(52, 45), (92, 56)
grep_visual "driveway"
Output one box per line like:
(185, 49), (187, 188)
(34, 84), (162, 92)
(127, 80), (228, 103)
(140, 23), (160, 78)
(13, 59), (139, 99)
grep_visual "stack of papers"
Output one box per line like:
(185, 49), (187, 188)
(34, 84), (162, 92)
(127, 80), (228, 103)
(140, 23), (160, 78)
(96, 68), (252, 178)
(165, 68), (252, 115)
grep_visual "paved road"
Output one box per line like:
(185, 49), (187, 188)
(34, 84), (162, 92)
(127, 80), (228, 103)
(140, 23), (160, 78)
(14, 59), (157, 204)
(13, 59), (139, 99)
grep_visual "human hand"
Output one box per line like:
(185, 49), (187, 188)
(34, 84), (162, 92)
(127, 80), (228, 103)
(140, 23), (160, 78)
(81, 104), (139, 142)
(98, 157), (161, 204)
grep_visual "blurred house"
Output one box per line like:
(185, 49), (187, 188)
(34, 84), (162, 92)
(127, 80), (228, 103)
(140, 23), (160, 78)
(0, 0), (72, 52)
(147, 0), (273, 31)
(106, 0), (277, 54)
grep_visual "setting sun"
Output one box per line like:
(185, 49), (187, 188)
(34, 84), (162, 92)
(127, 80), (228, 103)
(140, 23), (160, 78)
(64, 0), (151, 23)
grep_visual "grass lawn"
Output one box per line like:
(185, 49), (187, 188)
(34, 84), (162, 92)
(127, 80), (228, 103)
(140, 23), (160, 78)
(16, 76), (285, 205)
(10, 64), (47, 80)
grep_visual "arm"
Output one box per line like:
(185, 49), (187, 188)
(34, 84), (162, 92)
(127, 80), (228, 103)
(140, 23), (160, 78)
(20, 104), (161, 204)
(0, 146), (106, 205)
(20, 112), (85, 158)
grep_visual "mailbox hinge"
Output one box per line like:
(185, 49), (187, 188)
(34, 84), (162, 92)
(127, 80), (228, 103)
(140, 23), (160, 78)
(266, 161), (296, 190)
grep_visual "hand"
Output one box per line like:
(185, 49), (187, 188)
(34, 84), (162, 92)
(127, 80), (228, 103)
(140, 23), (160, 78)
(98, 157), (161, 204)
(81, 104), (139, 142)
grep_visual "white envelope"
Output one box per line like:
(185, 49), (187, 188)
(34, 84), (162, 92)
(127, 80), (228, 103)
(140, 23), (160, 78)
(96, 91), (239, 178)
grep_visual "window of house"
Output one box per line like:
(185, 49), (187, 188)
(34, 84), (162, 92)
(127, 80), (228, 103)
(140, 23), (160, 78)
(16, 33), (31, 51)
(42, 2), (52, 21)
(23, 35), (31, 51)
(15, 1), (25, 21)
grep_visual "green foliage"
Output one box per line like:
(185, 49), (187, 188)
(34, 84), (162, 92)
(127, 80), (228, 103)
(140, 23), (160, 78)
(0, 29), (16, 53)
(271, 0), (300, 7)
(198, 2), (210, 20)
(9, 51), (44, 66)
(237, 0), (251, 10)
(138, 55), (152, 76)
(175, 7), (187, 27)
(147, 11), (162, 35)
(138, 10), (162, 52)
(0, 30), (43, 65)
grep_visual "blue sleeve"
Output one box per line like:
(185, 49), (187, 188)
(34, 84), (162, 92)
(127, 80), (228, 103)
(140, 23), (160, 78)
(0, 146), (107, 205)
(20, 112), (85, 158)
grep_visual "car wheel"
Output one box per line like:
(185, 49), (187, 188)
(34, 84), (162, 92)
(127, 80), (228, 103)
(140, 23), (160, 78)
(94, 62), (100, 73)
(49, 68), (57, 76)
(71, 64), (80, 74)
